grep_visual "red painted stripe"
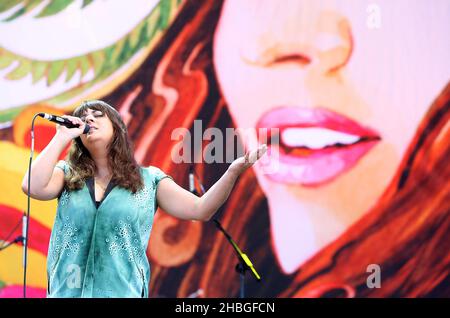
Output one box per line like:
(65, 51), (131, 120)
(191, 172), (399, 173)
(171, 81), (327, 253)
(0, 204), (51, 256)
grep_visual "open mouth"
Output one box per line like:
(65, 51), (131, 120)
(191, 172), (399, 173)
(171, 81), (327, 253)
(256, 106), (381, 186)
(276, 127), (379, 156)
(271, 127), (379, 156)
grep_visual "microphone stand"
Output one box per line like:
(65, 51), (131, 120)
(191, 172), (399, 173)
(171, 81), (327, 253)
(0, 217), (24, 251)
(190, 166), (261, 298)
(213, 220), (261, 298)
(19, 114), (40, 298)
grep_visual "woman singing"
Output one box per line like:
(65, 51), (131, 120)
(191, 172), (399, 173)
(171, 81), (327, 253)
(21, 100), (266, 298)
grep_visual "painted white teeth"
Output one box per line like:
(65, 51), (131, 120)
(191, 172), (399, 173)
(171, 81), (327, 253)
(281, 127), (360, 149)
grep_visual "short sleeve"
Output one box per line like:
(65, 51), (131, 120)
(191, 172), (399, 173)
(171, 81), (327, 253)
(55, 160), (69, 176)
(152, 166), (173, 187)
(55, 160), (69, 200)
(145, 166), (173, 213)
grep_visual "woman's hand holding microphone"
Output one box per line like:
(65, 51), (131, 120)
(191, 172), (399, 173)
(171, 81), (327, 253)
(55, 115), (88, 143)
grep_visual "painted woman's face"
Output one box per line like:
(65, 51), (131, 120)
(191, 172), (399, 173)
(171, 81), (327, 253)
(213, 0), (450, 273)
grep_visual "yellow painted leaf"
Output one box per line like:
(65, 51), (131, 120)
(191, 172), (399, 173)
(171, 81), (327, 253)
(5, 59), (31, 80)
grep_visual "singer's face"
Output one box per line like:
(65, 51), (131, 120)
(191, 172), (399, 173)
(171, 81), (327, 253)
(79, 108), (114, 148)
(213, 0), (450, 274)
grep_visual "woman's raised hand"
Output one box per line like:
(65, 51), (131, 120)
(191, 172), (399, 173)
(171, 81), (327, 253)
(228, 144), (268, 176)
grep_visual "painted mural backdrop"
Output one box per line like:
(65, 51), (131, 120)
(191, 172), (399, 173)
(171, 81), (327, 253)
(0, 0), (449, 297)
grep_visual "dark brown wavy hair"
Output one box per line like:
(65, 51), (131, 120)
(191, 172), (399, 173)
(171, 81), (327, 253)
(64, 100), (144, 193)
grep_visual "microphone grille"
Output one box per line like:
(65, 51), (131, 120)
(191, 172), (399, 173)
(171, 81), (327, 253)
(83, 124), (91, 134)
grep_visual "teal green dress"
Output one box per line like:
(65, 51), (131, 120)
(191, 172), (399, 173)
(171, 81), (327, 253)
(47, 160), (171, 298)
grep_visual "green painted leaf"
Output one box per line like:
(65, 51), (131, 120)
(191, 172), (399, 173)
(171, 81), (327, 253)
(3, 7), (25, 21)
(31, 61), (48, 83)
(110, 39), (125, 63)
(1, 0), (96, 21)
(117, 38), (132, 65)
(3, 0), (41, 22)
(65, 58), (79, 82)
(0, 52), (15, 70)
(146, 7), (160, 39)
(136, 21), (150, 49)
(36, 0), (75, 18)
(6, 59), (31, 80)
(129, 22), (143, 49)
(0, 0), (22, 13)
(158, 0), (172, 29)
(47, 60), (65, 85)
(78, 57), (90, 77)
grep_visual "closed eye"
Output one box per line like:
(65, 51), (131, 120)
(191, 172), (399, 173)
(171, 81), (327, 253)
(80, 111), (103, 122)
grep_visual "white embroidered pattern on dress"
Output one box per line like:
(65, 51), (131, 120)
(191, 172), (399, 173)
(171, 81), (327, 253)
(53, 216), (83, 260)
(59, 190), (70, 207)
(132, 184), (151, 209)
(107, 219), (143, 263)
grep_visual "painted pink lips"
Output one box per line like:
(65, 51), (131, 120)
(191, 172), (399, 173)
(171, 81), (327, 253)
(256, 107), (381, 186)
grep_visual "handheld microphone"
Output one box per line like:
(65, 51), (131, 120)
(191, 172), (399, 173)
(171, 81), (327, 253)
(38, 113), (90, 134)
